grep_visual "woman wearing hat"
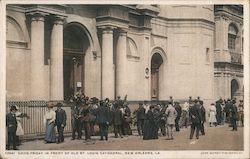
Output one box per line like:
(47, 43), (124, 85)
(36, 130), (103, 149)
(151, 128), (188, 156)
(15, 105), (29, 146)
(143, 105), (158, 140)
(43, 102), (56, 143)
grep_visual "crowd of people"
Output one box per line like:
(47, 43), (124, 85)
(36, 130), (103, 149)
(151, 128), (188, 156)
(6, 93), (244, 150)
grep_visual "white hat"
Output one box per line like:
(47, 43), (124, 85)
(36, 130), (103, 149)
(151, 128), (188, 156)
(14, 105), (19, 110)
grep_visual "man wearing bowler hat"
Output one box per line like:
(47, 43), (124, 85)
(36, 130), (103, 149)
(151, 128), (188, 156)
(6, 105), (18, 150)
(55, 102), (67, 144)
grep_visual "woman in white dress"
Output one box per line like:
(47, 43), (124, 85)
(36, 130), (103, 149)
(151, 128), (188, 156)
(14, 105), (29, 145)
(43, 102), (56, 143)
(208, 103), (217, 127)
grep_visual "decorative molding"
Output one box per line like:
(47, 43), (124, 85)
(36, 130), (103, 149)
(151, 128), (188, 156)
(53, 15), (66, 25)
(127, 54), (140, 61)
(30, 13), (46, 22)
(7, 5), (26, 13)
(7, 40), (28, 49)
(172, 5), (197, 8)
(25, 5), (66, 17)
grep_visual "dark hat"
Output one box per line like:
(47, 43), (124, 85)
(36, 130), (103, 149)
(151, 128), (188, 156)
(10, 105), (17, 111)
(105, 98), (110, 102)
(56, 102), (63, 107)
(149, 105), (154, 109)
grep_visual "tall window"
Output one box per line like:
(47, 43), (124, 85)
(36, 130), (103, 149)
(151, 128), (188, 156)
(228, 24), (238, 50)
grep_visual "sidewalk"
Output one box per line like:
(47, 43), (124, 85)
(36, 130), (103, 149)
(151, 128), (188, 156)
(17, 124), (244, 150)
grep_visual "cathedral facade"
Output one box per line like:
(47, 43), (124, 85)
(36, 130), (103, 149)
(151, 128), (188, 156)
(6, 4), (243, 104)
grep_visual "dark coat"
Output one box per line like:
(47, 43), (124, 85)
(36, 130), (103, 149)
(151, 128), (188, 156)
(189, 104), (202, 124)
(143, 110), (158, 140)
(215, 103), (222, 113)
(224, 102), (232, 113)
(113, 108), (123, 125)
(55, 108), (67, 126)
(6, 112), (17, 133)
(175, 105), (182, 118)
(230, 104), (238, 120)
(200, 105), (206, 123)
(124, 106), (131, 117)
(96, 106), (111, 124)
(136, 107), (146, 120)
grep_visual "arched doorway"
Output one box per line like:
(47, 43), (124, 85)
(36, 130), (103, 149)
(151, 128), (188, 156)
(231, 79), (239, 99)
(151, 53), (163, 100)
(63, 23), (90, 100)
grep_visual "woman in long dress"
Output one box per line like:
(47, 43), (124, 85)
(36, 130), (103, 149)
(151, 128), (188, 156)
(15, 106), (25, 145)
(208, 103), (217, 127)
(143, 105), (158, 140)
(43, 102), (56, 143)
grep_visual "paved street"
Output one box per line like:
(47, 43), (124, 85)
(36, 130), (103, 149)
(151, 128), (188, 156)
(18, 124), (243, 150)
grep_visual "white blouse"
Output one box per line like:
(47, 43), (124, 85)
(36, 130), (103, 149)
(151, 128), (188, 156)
(43, 109), (56, 126)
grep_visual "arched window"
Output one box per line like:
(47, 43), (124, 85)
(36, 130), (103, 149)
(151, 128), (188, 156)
(231, 79), (239, 99)
(228, 24), (238, 50)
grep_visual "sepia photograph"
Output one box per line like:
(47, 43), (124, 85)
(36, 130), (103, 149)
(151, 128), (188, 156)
(0, 0), (249, 159)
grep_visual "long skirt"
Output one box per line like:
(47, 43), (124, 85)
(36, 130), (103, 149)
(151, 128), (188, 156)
(16, 121), (24, 136)
(209, 112), (217, 123)
(45, 122), (56, 143)
(143, 120), (157, 140)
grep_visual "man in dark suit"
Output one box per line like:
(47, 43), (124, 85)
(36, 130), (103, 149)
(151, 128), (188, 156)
(71, 101), (83, 140)
(96, 100), (111, 140)
(215, 101), (222, 125)
(113, 105), (123, 138)
(224, 99), (231, 123)
(189, 100), (202, 139)
(174, 102), (182, 132)
(199, 101), (206, 135)
(55, 103), (67, 144)
(6, 105), (18, 150)
(136, 103), (146, 136)
(230, 100), (238, 131)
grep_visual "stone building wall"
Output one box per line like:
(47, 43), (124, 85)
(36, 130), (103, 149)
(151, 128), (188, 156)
(5, 4), (243, 105)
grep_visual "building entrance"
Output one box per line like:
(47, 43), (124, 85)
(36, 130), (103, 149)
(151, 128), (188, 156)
(151, 53), (163, 100)
(63, 23), (90, 100)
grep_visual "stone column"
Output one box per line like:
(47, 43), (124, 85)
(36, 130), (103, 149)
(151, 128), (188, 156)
(50, 16), (65, 101)
(116, 29), (127, 98)
(101, 27), (115, 100)
(30, 13), (47, 100)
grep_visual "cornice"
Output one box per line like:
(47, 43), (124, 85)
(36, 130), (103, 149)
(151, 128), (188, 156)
(7, 5), (26, 13)
(25, 5), (67, 17)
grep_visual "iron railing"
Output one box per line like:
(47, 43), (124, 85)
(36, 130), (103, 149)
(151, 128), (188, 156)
(6, 101), (72, 136)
